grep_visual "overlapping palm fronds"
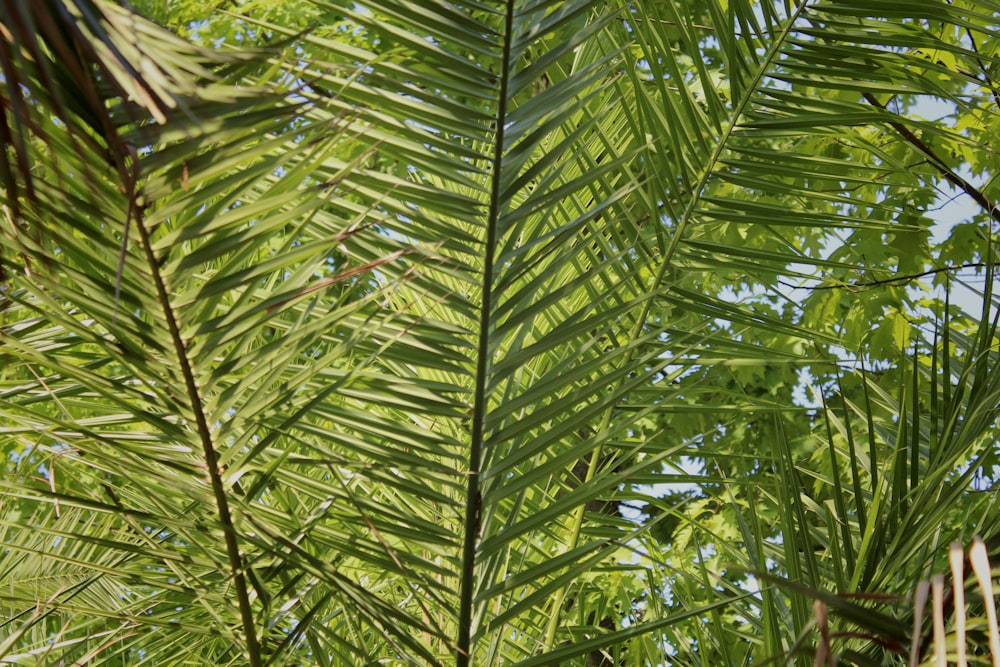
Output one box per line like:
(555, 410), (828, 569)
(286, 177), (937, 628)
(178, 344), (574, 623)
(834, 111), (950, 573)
(1, 0), (999, 665)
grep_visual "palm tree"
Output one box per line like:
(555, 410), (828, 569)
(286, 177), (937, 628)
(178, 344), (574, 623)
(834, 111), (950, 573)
(1, 0), (998, 665)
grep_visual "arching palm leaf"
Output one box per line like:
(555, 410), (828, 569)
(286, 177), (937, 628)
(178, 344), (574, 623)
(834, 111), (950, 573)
(2, 1), (999, 665)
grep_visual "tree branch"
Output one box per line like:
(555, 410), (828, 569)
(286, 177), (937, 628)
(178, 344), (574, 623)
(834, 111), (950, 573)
(862, 92), (1000, 225)
(779, 262), (992, 291)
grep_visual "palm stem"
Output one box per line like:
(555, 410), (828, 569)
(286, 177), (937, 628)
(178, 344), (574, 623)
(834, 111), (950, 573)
(457, 1), (515, 663)
(133, 188), (263, 666)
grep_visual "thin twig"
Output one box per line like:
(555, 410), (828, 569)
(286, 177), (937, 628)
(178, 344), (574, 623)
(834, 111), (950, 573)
(862, 93), (1000, 225)
(778, 262), (992, 291)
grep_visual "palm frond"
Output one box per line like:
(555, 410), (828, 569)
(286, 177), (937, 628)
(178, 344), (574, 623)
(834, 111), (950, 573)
(3, 1), (1000, 665)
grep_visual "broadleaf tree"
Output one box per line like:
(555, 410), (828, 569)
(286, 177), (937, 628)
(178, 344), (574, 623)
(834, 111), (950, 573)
(1, 0), (999, 665)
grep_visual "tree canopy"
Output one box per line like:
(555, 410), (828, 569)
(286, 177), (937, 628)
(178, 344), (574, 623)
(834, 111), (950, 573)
(1, 0), (999, 665)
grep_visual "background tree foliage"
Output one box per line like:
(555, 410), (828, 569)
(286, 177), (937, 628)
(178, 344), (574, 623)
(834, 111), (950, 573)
(1, 0), (999, 665)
